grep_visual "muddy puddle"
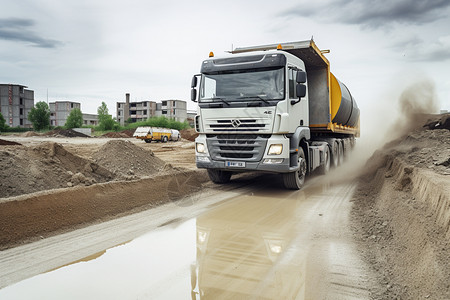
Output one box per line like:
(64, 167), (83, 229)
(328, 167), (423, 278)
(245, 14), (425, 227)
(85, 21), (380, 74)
(0, 181), (375, 299)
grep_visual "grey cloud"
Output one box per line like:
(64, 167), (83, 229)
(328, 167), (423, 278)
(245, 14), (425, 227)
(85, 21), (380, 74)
(390, 35), (450, 62)
(0, 17), (62, 48)
(280, 0), (450, 28)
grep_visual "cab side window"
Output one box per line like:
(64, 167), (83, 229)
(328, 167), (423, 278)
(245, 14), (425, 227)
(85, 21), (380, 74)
(288, 67), (298, 99)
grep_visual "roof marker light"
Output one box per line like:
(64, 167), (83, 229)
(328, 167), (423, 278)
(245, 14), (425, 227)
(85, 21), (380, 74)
(277, 44), (283, 50)
(209, 52), (214, 57)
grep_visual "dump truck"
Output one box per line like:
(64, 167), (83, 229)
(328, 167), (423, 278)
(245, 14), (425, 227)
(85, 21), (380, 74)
(190, 40), (360, 189)
(133, 126), (172, 143)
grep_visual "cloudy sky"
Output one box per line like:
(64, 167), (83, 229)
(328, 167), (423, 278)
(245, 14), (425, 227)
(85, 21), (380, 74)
(1, 0), (449, 125)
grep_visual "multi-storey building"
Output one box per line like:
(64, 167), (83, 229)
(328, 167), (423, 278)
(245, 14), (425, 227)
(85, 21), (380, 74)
(116, 93), (157, 126)
(116, 93), (187, 126)
(159, 100), (187, 122)
(0, 84), (34, 128)
(82, 113), (99, 126)
(49, 101), (81, 127)
(48, 101), (99, 127)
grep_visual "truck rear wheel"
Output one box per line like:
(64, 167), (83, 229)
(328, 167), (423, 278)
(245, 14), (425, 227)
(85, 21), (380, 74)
(144, 139), (152, 143)
(162, 136), (168, 143)
(207, 169), (232, 184)
(283, 148), (306, 190)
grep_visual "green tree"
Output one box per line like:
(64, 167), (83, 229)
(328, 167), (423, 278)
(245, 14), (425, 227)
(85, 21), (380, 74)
(28, 101), (50, 131)
(0, 113), (8, 132)
(97, 102), (116, 130)
(65, 108), (83, 129)
(125, 117), (133, 126)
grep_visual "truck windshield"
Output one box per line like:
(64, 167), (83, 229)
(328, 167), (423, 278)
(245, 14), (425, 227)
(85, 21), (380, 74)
(200, 67), (285, 103)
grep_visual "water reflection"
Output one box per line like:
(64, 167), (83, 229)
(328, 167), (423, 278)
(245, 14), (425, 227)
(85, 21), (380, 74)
(191, 190), (309, 300)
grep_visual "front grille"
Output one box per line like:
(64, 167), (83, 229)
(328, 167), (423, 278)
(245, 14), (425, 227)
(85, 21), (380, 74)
(206, 134), (269, 161)
(206, 119), (269, 132)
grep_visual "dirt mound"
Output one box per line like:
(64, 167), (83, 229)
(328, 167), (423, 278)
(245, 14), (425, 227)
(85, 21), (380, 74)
(0, 139), (21, 146)
(44, 129), (90, 138)
(92, 140), (165, 178)
(120, 129), (135, 137)
(0, 143), (114, 198)
(0, 170), (209, 250)
(351, 123), (450, 299)
(180, 128), (198, 141)
(22, 131), (41, 137)
(101, 132), (130, 138)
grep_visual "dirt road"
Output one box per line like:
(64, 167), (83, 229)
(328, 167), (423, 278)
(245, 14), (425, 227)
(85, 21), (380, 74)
(0, 114), (449, 299)
(0, 173), (378, 299)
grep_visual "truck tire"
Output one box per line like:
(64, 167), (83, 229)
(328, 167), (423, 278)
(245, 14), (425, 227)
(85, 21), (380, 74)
(283, 148), (307, 190)
(207, 169), (232, 184)
(317, 146), (330, 175)
(162, 136), (168, 143)
(144, 139), (152, 143)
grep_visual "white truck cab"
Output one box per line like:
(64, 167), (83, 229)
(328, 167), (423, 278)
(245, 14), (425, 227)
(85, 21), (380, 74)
(191, 40), (359, 189)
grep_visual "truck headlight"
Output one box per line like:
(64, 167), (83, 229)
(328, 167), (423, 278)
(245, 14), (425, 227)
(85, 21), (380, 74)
(268, 144), (283, 155)
(196, 142), (206, 153)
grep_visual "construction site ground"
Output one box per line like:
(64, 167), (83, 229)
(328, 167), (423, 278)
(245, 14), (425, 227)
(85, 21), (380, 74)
(0, 115), (449, 299)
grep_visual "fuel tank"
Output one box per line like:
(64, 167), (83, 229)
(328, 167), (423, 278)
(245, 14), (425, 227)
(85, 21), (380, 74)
(330, 73), (359, 127)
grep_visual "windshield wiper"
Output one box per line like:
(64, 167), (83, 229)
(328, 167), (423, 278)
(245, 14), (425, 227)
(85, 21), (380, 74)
(210, 97), (230, 106)
(237, 96), (271, 105)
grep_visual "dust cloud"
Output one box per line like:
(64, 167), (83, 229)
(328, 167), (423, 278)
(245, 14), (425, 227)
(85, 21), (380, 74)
(308, 78), (441, 188)
(388, 79), (440, 141)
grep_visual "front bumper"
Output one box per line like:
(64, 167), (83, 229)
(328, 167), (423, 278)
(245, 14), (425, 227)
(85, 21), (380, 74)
(195, 134), (296, 173)
(196, 157), (292, 173)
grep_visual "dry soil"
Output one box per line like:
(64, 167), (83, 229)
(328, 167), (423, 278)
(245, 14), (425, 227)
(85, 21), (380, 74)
(0, 133), (201, 249)
(351, 113), (450, 299)
(0, 118), (449, 299)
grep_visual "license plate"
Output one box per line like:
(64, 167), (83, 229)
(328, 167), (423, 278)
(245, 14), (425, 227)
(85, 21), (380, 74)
(226, 161), (246, 168)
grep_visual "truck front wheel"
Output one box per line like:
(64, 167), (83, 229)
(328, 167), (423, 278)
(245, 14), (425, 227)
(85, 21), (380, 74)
(283, 148), (307, 190)
(207, 169), (232, 184)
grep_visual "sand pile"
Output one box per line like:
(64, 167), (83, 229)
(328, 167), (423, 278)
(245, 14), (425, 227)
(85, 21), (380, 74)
(92, 140), (165, 178)
(180, 128), (198, 141)
(0, 142), (114, 198)
(101, 132), (129, 138)
(45, 129), (90, 138)
(22, 131), (40, 137)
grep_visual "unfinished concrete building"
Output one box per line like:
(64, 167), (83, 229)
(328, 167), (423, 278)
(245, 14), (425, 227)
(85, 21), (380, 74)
(116, 94), (187, 126)
(0, 84), (34, 128)
(49, 101), (81, 127)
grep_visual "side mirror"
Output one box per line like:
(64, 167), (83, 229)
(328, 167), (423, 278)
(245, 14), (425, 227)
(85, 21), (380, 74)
(191, 75), (198, 88)
(296, 71), (306, 83)
(296, 84), (306, 98)
(191, 88), (197, 102)
(291, 84), (307, 105)
(191, 74), (200, 102)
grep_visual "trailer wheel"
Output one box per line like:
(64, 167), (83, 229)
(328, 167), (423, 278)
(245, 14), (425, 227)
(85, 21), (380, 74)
(317, 145), (330, 175)
(144, 139), (152, 143)
(207, 169), (232, 184)
(283, 148), (306, 190)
